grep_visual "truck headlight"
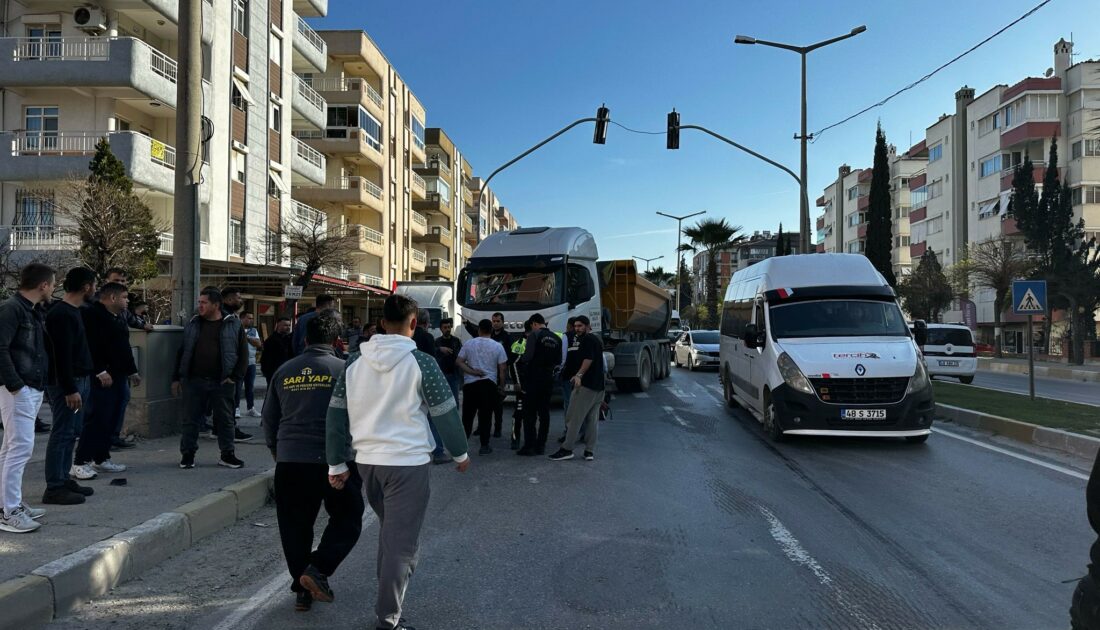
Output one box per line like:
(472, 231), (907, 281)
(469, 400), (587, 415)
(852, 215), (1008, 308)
(907, 360), (931, 395)
(777, 352), (814, 395)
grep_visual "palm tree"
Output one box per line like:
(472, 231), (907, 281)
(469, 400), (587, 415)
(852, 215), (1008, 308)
(682, 218), (742, 328)
(642, 265), (675, 288)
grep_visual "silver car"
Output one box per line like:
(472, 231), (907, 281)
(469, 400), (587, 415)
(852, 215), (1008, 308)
(673, 330), (720, 371)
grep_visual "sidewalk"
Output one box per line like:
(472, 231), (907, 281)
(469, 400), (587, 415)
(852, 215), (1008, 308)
(0, 388), (273, 587)
(978, 356), (1100, 382)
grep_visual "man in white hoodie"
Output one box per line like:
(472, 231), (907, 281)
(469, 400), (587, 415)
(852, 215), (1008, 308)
(326, 294), (469, 630)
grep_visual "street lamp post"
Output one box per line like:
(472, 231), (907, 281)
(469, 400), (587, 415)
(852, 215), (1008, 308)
(632, 255), (664, 272)
(656, 210), (706, 308)
(734, 25), (867, 254)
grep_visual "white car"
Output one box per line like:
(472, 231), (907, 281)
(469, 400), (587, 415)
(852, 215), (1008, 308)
(919, 323), (977, 384)
(673, 330), (720, 371)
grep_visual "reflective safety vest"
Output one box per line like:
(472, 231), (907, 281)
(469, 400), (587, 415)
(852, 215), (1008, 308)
(511, 337), (526, 356)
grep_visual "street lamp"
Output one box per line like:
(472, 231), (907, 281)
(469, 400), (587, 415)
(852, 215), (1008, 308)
(632, 255), (664, 272)
(734, 25), (866, 254)
(656, 210), (706, 308)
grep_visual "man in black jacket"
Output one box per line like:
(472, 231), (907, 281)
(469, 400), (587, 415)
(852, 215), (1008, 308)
(43, 267), (97, 505)
(172, 287), (249, 470)
(517, 313), (560, 456)
(488, 312), (513, 438)
(0, 263), (54, 534)
(74, 283), (137, 476)
(263, 309), (364, 612)
(261, 317), (294, 382)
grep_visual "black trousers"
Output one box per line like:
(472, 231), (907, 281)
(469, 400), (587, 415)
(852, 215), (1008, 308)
(275, 462), (364, 592)
(75, 379), (125, 465)
(522, 386), (552, 450)
(462, 380), (497, 447)
(1072, 450), (1100, 628)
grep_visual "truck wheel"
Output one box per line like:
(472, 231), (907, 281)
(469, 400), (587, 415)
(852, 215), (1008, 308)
(763, 395), (786, 442)
(636, 353), (653, 392)
(656, 348), (669, 380)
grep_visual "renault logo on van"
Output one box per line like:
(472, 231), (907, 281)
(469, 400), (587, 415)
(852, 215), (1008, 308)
(854, 364), (867, 376)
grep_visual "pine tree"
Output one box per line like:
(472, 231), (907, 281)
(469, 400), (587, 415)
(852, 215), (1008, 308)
(775, 223), (789, 256)
(896, 249), (953, 322)
(88, 138), (133, 195)
(865, 123), (896, 286)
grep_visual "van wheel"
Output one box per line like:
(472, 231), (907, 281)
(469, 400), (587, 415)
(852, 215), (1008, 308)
(687, 355), (696, 371)
(722, 368), (739, 408)
(905, 434), (930, 444)
(763, 396), (786, 442)
(959, 375), (974, 384)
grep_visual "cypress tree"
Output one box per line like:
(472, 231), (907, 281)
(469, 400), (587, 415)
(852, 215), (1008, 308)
(865, 123), (896, 286)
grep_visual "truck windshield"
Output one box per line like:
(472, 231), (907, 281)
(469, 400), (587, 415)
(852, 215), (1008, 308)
(463, 267), (564, 309)
(769, 300), (910, 339)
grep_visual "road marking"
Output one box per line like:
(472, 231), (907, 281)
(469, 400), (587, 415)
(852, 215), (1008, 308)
(758, 506), (882, 630)
(211, 511), (379, 630)
(933, 427), (1089, 481)
(662, 405), (688, 427)
(634, 392), (650, 399)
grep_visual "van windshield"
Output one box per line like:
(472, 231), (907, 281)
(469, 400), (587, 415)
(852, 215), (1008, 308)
(769, 300), (910, 339)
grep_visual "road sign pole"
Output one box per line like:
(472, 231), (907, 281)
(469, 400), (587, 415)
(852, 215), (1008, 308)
(1027, 314), (1035, 401)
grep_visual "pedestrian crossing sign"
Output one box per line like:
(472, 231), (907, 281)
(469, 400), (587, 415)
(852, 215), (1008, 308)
(1012, 280), (1046, 314)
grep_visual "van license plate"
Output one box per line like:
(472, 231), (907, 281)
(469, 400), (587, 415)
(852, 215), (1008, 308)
(938, 360), (960, 367)
(842, 409), (886, 420)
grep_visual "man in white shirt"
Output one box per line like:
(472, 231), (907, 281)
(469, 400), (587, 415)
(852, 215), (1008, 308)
(456, 319), (508, 456)
(326, 295), (468, 630)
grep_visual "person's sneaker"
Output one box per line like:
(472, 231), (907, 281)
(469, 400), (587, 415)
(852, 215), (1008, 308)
(42, 487), (86, 505)
(65, 479), (94, 496)
(234, 428), (253, 443)
(246, 408), (261, 417)
(478, 445), (492, 455)
(70, 464), (98, 480)
(34, 418), (51, 434)
(234, 409), (242, 419)
(432, 453), (453, 465)
(295, 590), (313, 612)
(20, 502), (46, 519)
(299, 565), (334, 603)
(179, 453), (196, 469)
(93, 460), (126, 474)
(584, 451), (595, 461)
(110, 437), (136, 450)
(548, 448), (574, 461)
(516, 447), (536, 456)
(0, 507), (41, 533)
(219, 453), (245, 469)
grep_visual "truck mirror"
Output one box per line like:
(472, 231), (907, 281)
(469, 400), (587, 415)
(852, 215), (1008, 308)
(743, 324), (759, 348)
(913, 320), (928, 348)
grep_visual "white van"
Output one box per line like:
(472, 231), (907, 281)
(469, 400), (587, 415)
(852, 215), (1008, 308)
(718, 254), (934, 443)
(917, 323), (977, 383)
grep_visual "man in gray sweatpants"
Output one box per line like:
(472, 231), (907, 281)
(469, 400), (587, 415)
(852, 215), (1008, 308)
(549, 315), (605, 462)
(326, 294), (470, 630)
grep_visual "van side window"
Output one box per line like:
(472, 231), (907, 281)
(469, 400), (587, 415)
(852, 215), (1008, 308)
(721, 298), (754, 338)
(720, 301), (738, 337)
(753, 300), (765, 330)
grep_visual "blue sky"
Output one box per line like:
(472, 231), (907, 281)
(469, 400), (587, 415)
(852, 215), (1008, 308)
(313, 0), (1099, 267)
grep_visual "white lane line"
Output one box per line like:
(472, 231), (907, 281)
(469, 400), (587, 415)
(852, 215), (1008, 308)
(933, 427), (1089, 481)
(211, 511), (379, 630)
(758, 506), (882, 630)
(662, 405), (689, 427)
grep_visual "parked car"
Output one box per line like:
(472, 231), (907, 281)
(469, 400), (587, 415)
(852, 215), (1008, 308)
(673, 330), (720, 371)
(916, 323), (977, 384)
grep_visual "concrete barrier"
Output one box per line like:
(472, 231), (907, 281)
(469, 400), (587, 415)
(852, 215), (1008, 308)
(171, 490), (238, 544)
(223, 471), (275, 520)
(111, 512), (191, 577)
(936, 403), (1100, 461)
(32, 538), (132, 617)
(0, 575), (53, 629)
(979, 358), (1100, 383)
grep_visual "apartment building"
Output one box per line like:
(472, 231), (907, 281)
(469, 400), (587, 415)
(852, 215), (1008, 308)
(464, 176), (516, 250)
(815, 165), (853, 253)
(890, 142), (927, 277)
(411, 127), (471, 281)
(841, 167), (872, 254)
(691, 230), (799, 303)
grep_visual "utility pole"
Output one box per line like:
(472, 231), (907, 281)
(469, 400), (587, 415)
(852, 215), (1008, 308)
(656, 210), (706, 308)
(172, 0), (204, 323)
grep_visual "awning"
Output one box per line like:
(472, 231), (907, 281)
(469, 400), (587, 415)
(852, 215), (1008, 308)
(998, 190), (1012, 216)
(269, 169), (289, 193)
(232, 77), (256, 105)
(977, 199), (999, 218)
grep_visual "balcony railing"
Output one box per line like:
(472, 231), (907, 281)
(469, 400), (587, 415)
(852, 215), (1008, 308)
(420, 160), (452, 177)
(346, 224), (383, 245)
(412, 211), (428, 229)
(307, 76), (382, 109)
(149, 47), (177, 82)
(411, 172), (426, 191)
(158, 232), (174, 255)
(295, 15), (325, 56)
(430, 226), (452, 240)
(13, 37), (178, 84)
(292, 199), (326, 226)
(8, 225), (80, 250)
(356, 273), (383, 286)
(11, 131), (176, 168)
(294, 136), (324, 169)
(429, 258), (452, 271)
(333, 176), (383, 199)
(295, 75), (325, 112)
(412, 248), (427, 264)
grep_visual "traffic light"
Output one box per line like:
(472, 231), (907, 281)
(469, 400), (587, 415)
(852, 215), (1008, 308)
(666, 110), (680, 150)
(593, 105), (609, 145)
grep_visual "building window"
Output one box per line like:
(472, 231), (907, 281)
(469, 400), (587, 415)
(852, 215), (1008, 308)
(232, 85), (248, 112)
(326, 105), (382, 152)
(269, 32), (282, 64)
(927, 180), (944, 200)
(411, 115), (425, 151)
(232, 0), (248, 34)
(978, 113), (999, 136)
(979, 155), (1001, 178)
(233, 150), (246, 183)
(847, 186), (859, 200)
(1073, 186), (1100, 205)
(24, 26), (61, 59)
(270, 103), (281, 130)
(1073, 139), (1100, 159)
(230, 219), (244, 256)
(900, 177), (909, 187)
(266, 229), (283, 265)
(427, 177), (451, 201)
(14, 189), (55, 226)
(268, 175), (281, 199)
(23, 106), (59, 150)
(928, 143), (943, 162)
(928, 215), (944, 235)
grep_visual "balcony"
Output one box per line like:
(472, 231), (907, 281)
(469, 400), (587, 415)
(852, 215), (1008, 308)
(857, 222), (868, 239)
(291, 137), (326, 187)
(413, 192), (453, 219)
(292, 176), (384, 214)
(909, 172), (927, 190)
(463, 185), (474, 207)
(351, 273), (383, 287)
(293, 128), (383, 166)
(344, 224), (385, 258)
(292, 15), (327, 72)
(909, 206), (928, 223)
(410, 211), (428, 236)
(910, 241), (927, 258)
(309, 76), (384, 121)
(857, 195), (870, 211)
(7, 225), (79, 251)
(1001, 216), (1022, 236)
(414, 159), (452, 180)
(292, 76), (327, 130)
(816, 195), (826, 207)
(462, 241), (473, 259)
(426, 257), (453, 280)
(463, 214), (474, 235)
(816, 215), (825, 230)
(410, 172), (427, 200)
(414, 225), (451, 247)
(0, 37), (182, 112)
(158, 232), (174, 255)
(1000, 162), (1047, 192)
(290, 200), (327, 231)
(293, 0), (327, 18)
(410, 247), (427, 273)
(1001, 122), (1060, 150)
(0, 131), (209, 201)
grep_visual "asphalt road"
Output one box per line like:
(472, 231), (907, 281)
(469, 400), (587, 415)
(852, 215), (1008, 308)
(952, 371), (1100, 406)
(51, 368), (1094, 629)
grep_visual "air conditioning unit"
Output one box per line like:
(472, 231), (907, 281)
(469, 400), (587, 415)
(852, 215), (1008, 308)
(73, 7), (107, 33)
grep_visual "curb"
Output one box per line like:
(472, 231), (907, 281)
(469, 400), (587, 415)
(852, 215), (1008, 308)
(978, 358), (1100, 383)
(936, 402), (1100, 461)
(1, 469), (274, 628)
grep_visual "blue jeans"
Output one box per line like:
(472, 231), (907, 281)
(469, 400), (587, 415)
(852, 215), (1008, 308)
(45, 376), (90, 490)
(235, 365), (257, 411)
(445, 372), (462, 402)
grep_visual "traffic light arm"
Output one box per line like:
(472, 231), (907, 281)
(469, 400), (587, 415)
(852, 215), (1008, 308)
(675, 124), (801, 187)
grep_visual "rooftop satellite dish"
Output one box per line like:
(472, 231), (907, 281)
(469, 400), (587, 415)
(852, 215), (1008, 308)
(1045, 67), (1054, 77)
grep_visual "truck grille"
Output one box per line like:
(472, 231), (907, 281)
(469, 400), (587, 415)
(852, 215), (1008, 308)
(810, 377), (910, 405)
